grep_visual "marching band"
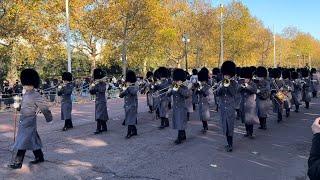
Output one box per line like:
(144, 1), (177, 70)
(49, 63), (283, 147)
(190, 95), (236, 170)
(7, 61), (320, 169)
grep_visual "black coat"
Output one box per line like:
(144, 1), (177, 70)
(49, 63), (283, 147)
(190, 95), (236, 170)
(308, 133), (320, 180)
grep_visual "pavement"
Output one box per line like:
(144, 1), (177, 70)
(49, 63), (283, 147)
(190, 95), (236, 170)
(0, 95), (317, 180)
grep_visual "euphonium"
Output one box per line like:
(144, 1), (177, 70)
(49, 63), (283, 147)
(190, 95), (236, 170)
(223, 78), (231, 87)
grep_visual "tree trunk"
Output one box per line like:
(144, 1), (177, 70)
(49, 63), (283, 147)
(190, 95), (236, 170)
(90, 54), (97, 75)
(121, 43), (127, 78)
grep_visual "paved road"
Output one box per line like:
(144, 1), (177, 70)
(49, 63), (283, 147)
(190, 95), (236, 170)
(0, 95), (318, 180)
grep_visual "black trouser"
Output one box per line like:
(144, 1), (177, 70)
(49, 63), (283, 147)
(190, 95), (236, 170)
(64, 119), (73, 128)
(259, 118), (267, 128)
(192, 104), (196, 111)
(14, 149), (43, 163)
(306, 101), (310, 109)
(96, 119), (107, 131)
(313, 91), (317, 98)
(245, 124), (253, 136)
(226, 125), (233, 146)
(202, 121), (208, 130)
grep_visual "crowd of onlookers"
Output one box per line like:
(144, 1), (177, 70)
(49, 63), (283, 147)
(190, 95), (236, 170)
(0, 75), (146, 110)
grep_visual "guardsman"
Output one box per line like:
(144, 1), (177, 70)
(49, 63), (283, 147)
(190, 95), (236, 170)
(144, 71), (154, 113)
(190, 69), (199, 110)
(239, 67), (258, 139)
(255, 66), (270, 130)
(271, 68), (285, 123)
(58, 72), (74, 131)
(211, 68), (221, 111)
(8, 69), (53, 169)
(185, 74), (194, 121)
(291, 71), (302, 112)
(282, 69), (293, 117)
(154, 67), (170, 129)
(89, 68), (109, 135)
(119, 70), (139, 139)
(167, 68), (190, 144)
(197, 68), (211, 133)
(215, 61), (237, 152)
(311, 68), (319, 98)
(302, 68), (312, 109)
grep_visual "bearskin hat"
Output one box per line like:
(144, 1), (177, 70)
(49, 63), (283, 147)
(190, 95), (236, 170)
(192, 69), (198, 75)
(221, 60), (236, 77)
(212, 68), (220, 76)
(62, 72), (72, 82)
(198, 69), (209, 82)
(301, 68), (310, 78)
(20, 68), (40, 88)
(311, 68), (317, 75)
(240, 67), (253, 79)
(153, 69), (160, 81)
(249, 66), (257, 75)
(157, 67), (168, 78)
(200, 67), (209, 74)
(272, 68), (281, 79)
(93, 68), (105, 80)
(146, 71), (153, 79)
(282, 69), (291, 79)
(125, 70), (137, 83)
(291, 71), (299, 79)
(236, 67), (242, 76)
(256, 66), (268, 78)
(172, 68), (186, 82)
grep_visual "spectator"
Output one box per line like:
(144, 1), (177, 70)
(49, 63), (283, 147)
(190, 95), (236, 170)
(308, 117), (320, 180)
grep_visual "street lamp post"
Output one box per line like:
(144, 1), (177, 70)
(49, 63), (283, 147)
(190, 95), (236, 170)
(66, 0), (72, 73)
(182, 34), (190, 72)
(297, 54), (300, 68)
(219, 4), (224, 67)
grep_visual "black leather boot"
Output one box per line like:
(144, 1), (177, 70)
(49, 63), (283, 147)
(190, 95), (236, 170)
(94, 120), (102, 134)
(244, 124), (250, 137)
(101, 120), (108, 132)
(306, 102), (310, 109)
(8, 150), (25, 169)
(131, 125), (138, 136)
(295, 105), (299, 112)
(226, 136), (233, 152)
(181, 130), (186, 140)
(164, 118), (170, 127)
(158, 118), (165, 129)
(286, 109), (290, 117)
(174, 131), (183, 144)
(126, 125), (133, 139)
(202, 121), (208, 133)
(30, 149), (44, 164)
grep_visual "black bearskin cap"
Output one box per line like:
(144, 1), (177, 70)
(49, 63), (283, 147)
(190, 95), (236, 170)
(282, 69), (291, 79)
(93, 68), (105, 80)
(256, 66), (268, 78)
(291, 71), (299, 79)
(311, 68), (317, 74)
(273, 68), (281, 79)
(301, 68), (310, 78)
(157, 67), (168, 78)
(146, 71), (153, 79)
(240, 67), (253, 79)
(212, 68), (220, 76)
(172, 68), (186, 82)
(192, 69), (198, 75)
(62, 72), (72, 82)
(198, 69), (209, 82)
(153, 69), (160, 81)
(125, 70), (137, 83)
(20, 68), (40, 88)
(221, 60), (236, 77)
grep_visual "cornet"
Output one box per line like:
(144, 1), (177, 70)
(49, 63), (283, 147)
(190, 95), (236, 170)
(223, 78), (231, 87)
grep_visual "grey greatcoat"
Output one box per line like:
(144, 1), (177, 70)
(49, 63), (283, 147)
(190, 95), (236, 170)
(13, 89), (52, 150)
(119, 85), (139, 126)
(57, 82), (73, 120)
(292, 79), (302, 106)
(197, 83), (211, 121)
(239, 81), (258, 125)
(302, 78), (312, 103)
(89, 82), (109, 121)
(216, 80), (237, 137)
(167, 85), (190, 130)
(154, 79), (170, 118)
(234, 77), (242, 110)
(283, 79), (294, 109)
(186, 81), (194, 113)
(255, 78), (270, 118)
(190, 75), (199, 105)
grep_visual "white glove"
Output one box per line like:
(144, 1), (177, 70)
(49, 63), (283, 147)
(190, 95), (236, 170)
(173, 87), (179, 91)
(122, 86), (127, 91)
(90, 83), (95, 88)
(257, 89), (261, 93)
(245, 83), (248, 87)
(58, 85), (62, 89)
(106, 83), (109, 90)
(13, 102), (20, 109)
